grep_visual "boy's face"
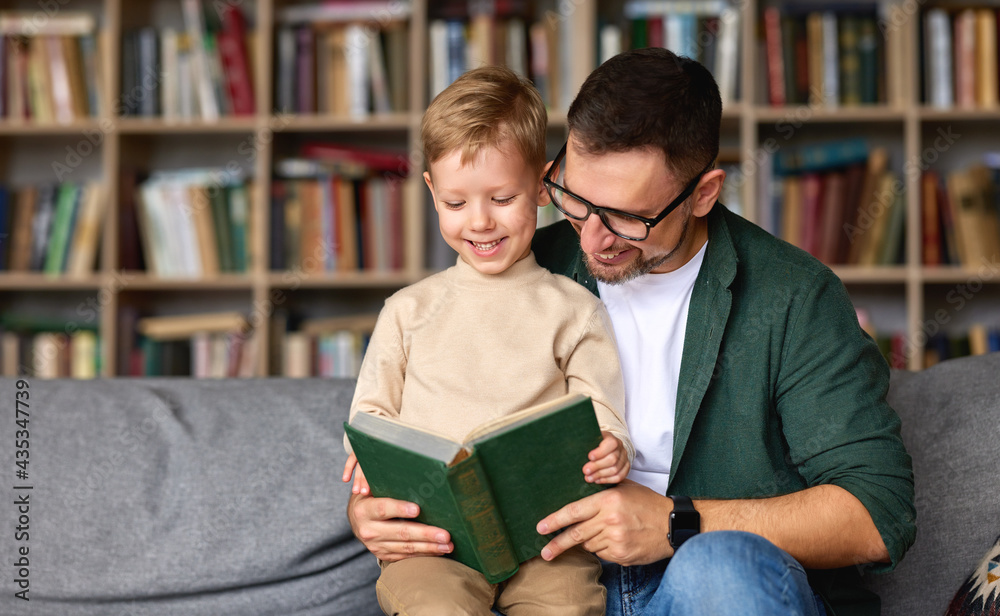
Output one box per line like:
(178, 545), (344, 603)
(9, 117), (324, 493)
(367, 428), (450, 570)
(424, 144), (547, 275)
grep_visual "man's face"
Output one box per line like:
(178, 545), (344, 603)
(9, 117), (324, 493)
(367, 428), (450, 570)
(560, 135), (706, 283)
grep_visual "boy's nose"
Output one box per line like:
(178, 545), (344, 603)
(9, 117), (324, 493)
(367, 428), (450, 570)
(468, 203), (494, 230)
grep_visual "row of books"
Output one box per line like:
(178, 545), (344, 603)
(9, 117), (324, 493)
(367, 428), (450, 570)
(0, 328), (100, 378)
(121, 1), (255, 120)
(271, 142), (409, 273)
(761, 4), (901, 108)
(132, 170), (254, 277)
(873, 328), (1000, 370)
(922, 7), (1000, 109)
(766, 139), (904, 266)
(0, 182), (104, 275)
(124, 311), (258, 377)
(274, 21), (407, 117)
(922, 157), (1000, 267)
(270, 312), (375, 378)
(620, 0), (741, 105)
(0, 12), (104, 123)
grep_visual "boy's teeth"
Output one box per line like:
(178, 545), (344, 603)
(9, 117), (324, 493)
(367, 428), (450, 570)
(472, 240), (500, 250)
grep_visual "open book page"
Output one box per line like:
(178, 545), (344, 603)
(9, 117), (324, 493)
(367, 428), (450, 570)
(465, 392), (587, 445)
(349, 411), (466, 464)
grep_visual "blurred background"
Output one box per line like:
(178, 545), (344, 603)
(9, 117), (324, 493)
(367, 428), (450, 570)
(0, 0), (998, 378)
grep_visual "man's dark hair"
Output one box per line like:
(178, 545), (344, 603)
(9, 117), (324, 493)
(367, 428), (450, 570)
(567, 47), (722, 182)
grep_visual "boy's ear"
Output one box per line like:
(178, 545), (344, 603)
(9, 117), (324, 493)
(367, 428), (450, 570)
(423, 171), (437, 208)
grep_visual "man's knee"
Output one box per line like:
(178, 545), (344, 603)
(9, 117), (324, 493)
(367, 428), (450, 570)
(665, 531), (800, 588)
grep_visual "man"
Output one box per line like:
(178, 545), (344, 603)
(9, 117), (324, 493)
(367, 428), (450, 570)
(529, 48), (914, 615)
(348, 48), (914, 616)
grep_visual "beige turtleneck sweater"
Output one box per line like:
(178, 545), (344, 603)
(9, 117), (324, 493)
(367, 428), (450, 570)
(347, 253), (632, 461)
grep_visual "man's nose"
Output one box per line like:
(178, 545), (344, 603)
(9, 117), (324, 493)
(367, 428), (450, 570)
(578, 214), (616, 254)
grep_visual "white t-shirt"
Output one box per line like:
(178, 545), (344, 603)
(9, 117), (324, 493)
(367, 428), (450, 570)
(597, 242), (707, 494)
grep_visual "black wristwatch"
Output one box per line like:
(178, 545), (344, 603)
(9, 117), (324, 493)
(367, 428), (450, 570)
(668, 495), (700, 549)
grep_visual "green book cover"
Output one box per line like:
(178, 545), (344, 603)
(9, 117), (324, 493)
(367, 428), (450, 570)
(44, 184), (80, 275)
(226, 184), (249, 273)
(344, 393), (607, 583)
(207, 184), (234, 272)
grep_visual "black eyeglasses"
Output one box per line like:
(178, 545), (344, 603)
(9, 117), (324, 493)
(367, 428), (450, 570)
(543, 143), (711, 241)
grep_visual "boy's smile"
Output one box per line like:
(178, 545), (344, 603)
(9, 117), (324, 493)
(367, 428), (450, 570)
(424, 142), (548, 276)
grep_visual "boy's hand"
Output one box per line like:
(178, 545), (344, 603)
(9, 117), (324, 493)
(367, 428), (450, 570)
(583, 432), (630, 484)
(342, 453), (371, 495)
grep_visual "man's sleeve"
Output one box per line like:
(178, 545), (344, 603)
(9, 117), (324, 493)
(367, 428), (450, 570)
(775, 268), (916, 571)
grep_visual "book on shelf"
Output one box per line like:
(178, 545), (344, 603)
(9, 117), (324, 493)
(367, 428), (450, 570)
(0, 182), (104, 276)
(272, 144), (407, 274)
(131, 310), (257, 377)
(762, 4), (890, 108)
(120, 0), (255, 120)
(274, 4), (408, 117)
(268, 312), (374, 378)
(344, 392), (607, 583)
(769, 140), (904, 267)
(0, 315), (100, 378)
(622, 0), (740, 105)
(131, 169), (253, 277)
(1, 11), (103, 123)
(922, 6), (1000, 109)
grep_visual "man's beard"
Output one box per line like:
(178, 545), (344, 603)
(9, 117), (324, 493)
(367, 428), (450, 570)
(585, 214), (690, 284)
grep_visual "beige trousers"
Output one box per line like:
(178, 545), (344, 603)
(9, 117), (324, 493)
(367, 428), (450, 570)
(376, 547), (605, 616)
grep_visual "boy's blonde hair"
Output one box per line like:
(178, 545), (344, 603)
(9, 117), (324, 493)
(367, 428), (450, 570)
(421, 65), (547, 173)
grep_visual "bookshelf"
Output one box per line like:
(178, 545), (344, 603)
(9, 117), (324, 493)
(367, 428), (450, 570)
(1, 0), (998, 376)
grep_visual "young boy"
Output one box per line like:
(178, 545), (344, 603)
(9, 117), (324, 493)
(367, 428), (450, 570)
(342, 65), (632, 616)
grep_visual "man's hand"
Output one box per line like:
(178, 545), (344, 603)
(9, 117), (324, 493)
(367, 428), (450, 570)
(536, 480), (674, 566)
(347, 492), (455, 563)
(583, 432), (631, 484)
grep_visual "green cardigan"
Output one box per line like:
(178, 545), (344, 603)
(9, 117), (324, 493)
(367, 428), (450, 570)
(532, 205), (916, 616)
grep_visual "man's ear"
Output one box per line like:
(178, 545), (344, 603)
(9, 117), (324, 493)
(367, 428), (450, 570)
(536, 167), (551, 208)
(691, 168), (726, 218)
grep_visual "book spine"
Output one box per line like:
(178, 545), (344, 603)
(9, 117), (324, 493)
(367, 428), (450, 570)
(448, 454), (519, 584)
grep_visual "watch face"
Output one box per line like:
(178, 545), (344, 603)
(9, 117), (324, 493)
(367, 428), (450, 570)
(669, 509), (700, 548)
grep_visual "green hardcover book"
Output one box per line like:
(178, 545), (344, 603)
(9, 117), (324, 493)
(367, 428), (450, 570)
(207, 184), (234, 272)
(838, 14), (861, 106)
(226, 184), (249, 273)
(43, 183), (80, 275)
(344, 393), (607, 584)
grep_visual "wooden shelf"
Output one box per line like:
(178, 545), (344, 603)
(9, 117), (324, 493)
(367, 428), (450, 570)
(831, 267), (909, 284)
(279, 113), (415, 132)
(754, 106), (907, 123)
(0, 273), (107, 290)
(266, 271), (421, 289)
(116, 117), (259, 134)
(0, 120), (107, 135)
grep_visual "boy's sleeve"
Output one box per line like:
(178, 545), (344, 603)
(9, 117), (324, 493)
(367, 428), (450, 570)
(343, 303), (407, 454)
(564, 304), (634, 462)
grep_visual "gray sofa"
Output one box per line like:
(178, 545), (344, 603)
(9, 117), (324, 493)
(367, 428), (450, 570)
(1, 353), (997, 615)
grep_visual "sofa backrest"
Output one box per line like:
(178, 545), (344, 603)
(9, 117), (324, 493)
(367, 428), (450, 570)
(0, 377), (381, 616)
(863, 353), (1000, 615)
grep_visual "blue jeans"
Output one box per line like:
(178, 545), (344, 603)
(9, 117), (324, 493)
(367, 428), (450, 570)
(601, 531), (827, 616)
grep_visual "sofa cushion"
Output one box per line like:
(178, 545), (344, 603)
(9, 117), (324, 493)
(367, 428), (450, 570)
(944, 534), (1000, 615)
(864, 353), (1000, 616)
(0, 378), (381, 615)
